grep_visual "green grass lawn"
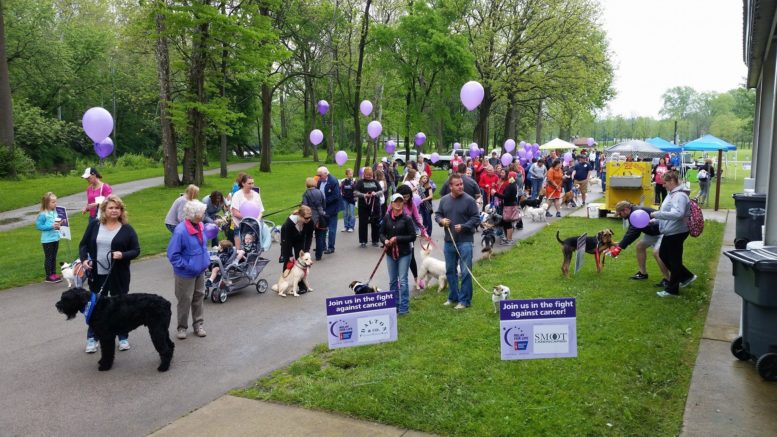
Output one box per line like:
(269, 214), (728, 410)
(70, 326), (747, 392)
(0, 160), (339, 289)
(236, 217), (724, 436)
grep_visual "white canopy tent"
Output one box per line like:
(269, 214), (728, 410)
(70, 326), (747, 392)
(539, 138), (577, 150)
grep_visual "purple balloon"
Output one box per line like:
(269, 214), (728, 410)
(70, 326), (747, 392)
(504, 139), (516, 152)
(414, 132), (426, 146)
(82, 107), (114, 143)
(239, 202), (260, 219)
(430, 152), (440, 163)
(335, 150), (348, 166)
(367, 121), (382, 139)
(385, 140), (396, 154)
(309, 129), (324, 145)
(532, 143), (540, 153)
(525, 151), (533, 161)
(563, 152), (573, 161)
(93, 137), (114, 159)
(524, 143), (532, 151)
(587, 137), (595, 147)
(359, 100), (373, 116)
(359, 167), (365, 178)
(519, 140), (526, 148)
(517, 149), (527, 159)
(501, 153), (513, 167)
(317, 100), (329, 116)
(453, 142), (461, 150)
(629, 209), (650, 229)
(469, 142), (479, 151)
(460, 81), (485, 111)
(204, 223), (219, 240)
(469, 149), (478, 159)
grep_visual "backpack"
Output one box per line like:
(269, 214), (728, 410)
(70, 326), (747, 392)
(688, 198), (704, 237)
(697, 169), (708, 181)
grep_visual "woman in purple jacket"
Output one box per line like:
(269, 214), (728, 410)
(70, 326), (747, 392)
(167, 200), (211, 340)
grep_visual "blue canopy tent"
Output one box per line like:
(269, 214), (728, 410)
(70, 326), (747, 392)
(681, 134), (736, 211)
(646, 137), (682, 152)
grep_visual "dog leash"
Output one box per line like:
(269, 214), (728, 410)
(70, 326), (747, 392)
(96, 253), (116, 297)
(444, 226), (492, 295)
(366, 247), (387, 285)
(262, 203), (301, 219)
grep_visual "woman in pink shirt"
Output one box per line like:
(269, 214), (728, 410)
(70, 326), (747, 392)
(81, 167), (112, 224)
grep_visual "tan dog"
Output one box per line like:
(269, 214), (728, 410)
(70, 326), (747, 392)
(561, 191), (575, 208)
(271, 251), (314, 297)
(556, 229), (615, 277)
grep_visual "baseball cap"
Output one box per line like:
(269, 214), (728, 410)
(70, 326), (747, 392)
(381, 157), (388, 162)
(81, 167), (98, 179)
(390, 193), (404, 202)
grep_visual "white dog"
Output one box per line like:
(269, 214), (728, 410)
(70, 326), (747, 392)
(524, 205), (548, 222)
(417, 244), (447, 293)
(588, 177), (601, 189)
(60, 262), (75, 288)
(492, 284), (511, 313)
(271, 251), (314, 297)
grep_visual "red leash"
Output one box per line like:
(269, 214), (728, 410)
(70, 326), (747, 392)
(367, 248), (387, 284)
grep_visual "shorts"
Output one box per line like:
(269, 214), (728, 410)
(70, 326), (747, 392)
(640, 234), (662, 249)
(575, 179), (589, 194)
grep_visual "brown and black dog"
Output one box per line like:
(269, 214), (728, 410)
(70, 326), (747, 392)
(556, 229), (615, 277)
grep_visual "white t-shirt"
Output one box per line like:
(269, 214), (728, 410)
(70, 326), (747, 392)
(231, 189), (264, 227)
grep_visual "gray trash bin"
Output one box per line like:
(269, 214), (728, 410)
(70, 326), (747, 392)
(732, 193), (766, 249)
(724, 246), (777, 381)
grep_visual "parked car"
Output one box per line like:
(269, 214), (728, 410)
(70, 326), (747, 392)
(430, 149), (466, 170)
(393, 149), (419, 166)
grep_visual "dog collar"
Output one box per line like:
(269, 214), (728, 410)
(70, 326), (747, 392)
(81, 293), (99, 325)
(295, 259), (310, 278)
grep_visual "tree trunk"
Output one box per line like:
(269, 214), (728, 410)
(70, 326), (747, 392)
(404, 89), (411, 159)
(219, 37), (228, 178)
(0, 0), (15, 177)
(279, 86), (288, 141)
(302, 76), (312, 157)
(503, 92), (516, 141)
(154, 5), (179, 186)
(184, 11), (210, 186)
(260, 83), (272, 172)
(534, 99), (543, 144)
(352, 0), (372, 171)
(473, 87), (492, 148)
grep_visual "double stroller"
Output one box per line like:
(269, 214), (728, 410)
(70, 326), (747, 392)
(205, 217), (272, 303)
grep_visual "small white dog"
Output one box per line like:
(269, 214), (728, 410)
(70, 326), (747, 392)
(588, 177), (601, 189)
(491, 284), (511, 313)
(271, 251), (314, 297)
(417, 244), (447, 292)
(60, 262), (75, 288)
(524, 205), (548, 222)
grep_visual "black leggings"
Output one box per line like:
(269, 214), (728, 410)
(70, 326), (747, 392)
(658, 232), (694, 294)
(409, 250), (417, 280)
(42, 241), (59, 277)
(358, 202), (380, 244)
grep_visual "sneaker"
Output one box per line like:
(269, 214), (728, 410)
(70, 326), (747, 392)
(340, 229), (348, 232)
(680, 274), (698, 288)
(324, 249), (334, 254)
(176, 328), (187, 340)
(500, 239), (513, 245)
(118, 339), (130, 351)
(454, 303), (468, 310)
(545, 212), (552, 218)
(655, 279), (670, 288)
(630, 272), (649, 280)
(656, 290), (678, 298)
(347, 229), (354, 233)
(443, 300), (455, 306)
(45, 274), (62, 284)
(360, 243), (367, 248)
(372, 242), (379, 247)
(85, 338), (98, 353)
(195, 326), (207, 337)
(556, 212), (561, 217)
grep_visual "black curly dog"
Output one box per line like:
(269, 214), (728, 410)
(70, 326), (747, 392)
(55, 288), (174, 372)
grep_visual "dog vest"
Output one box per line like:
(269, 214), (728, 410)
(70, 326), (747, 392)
(80, 293), (100, 325)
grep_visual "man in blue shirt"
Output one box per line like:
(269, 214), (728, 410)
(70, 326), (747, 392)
(317, 166), (342, 254)
(571, 154), (593, 205)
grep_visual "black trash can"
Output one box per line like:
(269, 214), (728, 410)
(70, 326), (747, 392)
(732, 193), (766, 249)
(724, 246), (777, 381)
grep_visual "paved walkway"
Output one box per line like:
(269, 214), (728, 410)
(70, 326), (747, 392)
(0, 162), (258, 232)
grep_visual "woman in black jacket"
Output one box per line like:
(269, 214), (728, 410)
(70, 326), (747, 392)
(354, 167), (383, 247)
(78, 195), (140, 353)
(493, 174), (520, 244)
(279, 206), (314, 292)
(380, 193), (417, 315)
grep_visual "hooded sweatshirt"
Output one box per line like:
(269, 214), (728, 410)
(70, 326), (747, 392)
(653, 185), (690, 236)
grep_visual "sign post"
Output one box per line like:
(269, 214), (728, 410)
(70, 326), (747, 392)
(574, 233), (586, 274)
(326, 291), (397, 349)
(499, 298), (577, 360)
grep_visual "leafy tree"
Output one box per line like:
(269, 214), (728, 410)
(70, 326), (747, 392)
(0, 0), (15, 177)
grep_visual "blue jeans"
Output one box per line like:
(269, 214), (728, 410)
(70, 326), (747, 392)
(314, 227), (326, 260)
(342, 201), (356, 230)
(530, 178), (543, 199)
(600, 172), (606, 191)
(386, 253), (412, 314)
(327, 214), (338, 251)
(420, 205), (433, 236)
(443, 241), (473, 306)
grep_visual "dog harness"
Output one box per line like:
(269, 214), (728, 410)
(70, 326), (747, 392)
(80, 293), (99, 325)
(295, 259), (310, 278)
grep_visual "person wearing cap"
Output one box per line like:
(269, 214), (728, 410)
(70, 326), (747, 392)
(380, 193), (417, 315)
(610, 201), (670, 286)
(435, 173), (480, 310)
(317, 166), (341, 254)
(81, 167), (112, 224)
(571, 154), (592, 205)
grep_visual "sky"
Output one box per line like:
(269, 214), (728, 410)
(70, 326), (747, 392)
(598, 0), (748, 119)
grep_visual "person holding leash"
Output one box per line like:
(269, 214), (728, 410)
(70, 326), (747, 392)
(79, 195), (140, 353)
(380, 193), (417, 315)
(279, 205), (314, 293)
(610, 201), (671, 287)
(435, 173), (481, 310)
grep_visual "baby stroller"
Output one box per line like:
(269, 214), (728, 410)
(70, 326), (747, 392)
(205, 217), (272, 303)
